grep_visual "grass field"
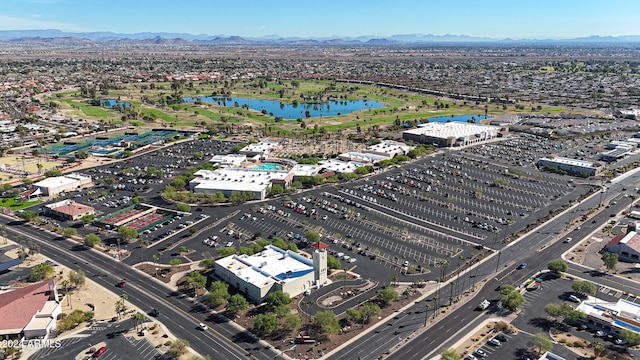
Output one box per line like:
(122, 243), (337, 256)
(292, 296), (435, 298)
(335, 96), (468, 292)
(49, 78), (579, 137)
(0, 155), (63, 174)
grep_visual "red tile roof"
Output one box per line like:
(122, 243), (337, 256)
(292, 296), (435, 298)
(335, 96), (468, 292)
(0, 279), (56, 332)
(51, 202), (94, 216)
(608, 234), (624, 245)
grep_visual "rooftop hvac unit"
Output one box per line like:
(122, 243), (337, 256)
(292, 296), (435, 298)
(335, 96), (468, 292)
(260, 261), (267, 268)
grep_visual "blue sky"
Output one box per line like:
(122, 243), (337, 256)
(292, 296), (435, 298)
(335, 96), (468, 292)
(1, 0), (639, 39)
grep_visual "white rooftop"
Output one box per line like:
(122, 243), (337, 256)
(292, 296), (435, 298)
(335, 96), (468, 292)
(216, 245), (314, 288)
(365, 140), (415, 155)
(318, 159), (363, 173)
(339, 152), (388, 163)
(539, 156), (599, 168)
(290, 164), (323, 177)
(240, 141), (280, 154)
(403, 122), (500, 139)
(34, 173), (91, 189)
(191, 168), (291, 193)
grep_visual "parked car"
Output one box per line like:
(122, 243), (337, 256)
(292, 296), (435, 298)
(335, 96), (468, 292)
(568, 295), (581, 303)
(487, 338), (501, 346)
(472, 349), (486, 357)
(495, 333), (508, 342)
(92, 346), (107, 357)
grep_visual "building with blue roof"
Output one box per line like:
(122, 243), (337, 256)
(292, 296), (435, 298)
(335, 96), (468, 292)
(576, 296), (640, 335)
(214, 244), (327, 302)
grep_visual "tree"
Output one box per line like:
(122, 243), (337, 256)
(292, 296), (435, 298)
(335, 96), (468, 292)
(169, 258), (182, 268)
(118, 226), (138, 242)
(441, 348), (461, 360)
(176, 203), (191, 212)
(601, 252), (618, 272)
(186, 271), (207, 293)
(572, 280), (596, 296)
(203, 281), (229, 308)
(29, 263), (55, 281)
(226, 294), (249, 316)
(547, 259), (568, 274)
(199, 258), (215, 269)
(84, 233), (101, 248)
(166, 338), (190, 359)
(591, 341), (606, 358)
(327, 256), (341, 269)
(529, 332), (553, 354)
(500, 285), (524, 311)
(346, 308), (362, 324)
(303, 230), (320, 243)
(217, 247), (236, 257)
(282, 313), (302, 332)
(544, 303), (564, 319)
(620, 328), (640, 346)
(254, 312), (279, 335)
(61, 279), (72, 307)
(69, 269), (86, 287)
(377, 287), (399, 306)
(312, 310), (340, 335)
(132, 312), (146, 331)
(63, 227), (78, 238)
(265, 290), (291, 307)
(360, 302), (381, 323)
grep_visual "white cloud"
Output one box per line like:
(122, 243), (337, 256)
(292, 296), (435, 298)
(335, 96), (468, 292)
(0, 15), (89, 31)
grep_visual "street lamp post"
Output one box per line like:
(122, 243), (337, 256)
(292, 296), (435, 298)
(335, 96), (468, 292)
(495, 251), (502, 273)
(599, 189), (607, 208)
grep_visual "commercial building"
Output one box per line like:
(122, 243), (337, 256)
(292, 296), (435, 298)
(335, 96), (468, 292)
(603, 231), (640, 262)
(364, 140), (415, 158)
(208, 154), (247, 168)
(0, 279), (62, 340)
(190, 168), (293, 200)
(601, 147), (631, 162)
(214, 244), (327, 303)
(402, 122), (500, 147)
(537, 156), (603, 176)
(44, 199), (95, 221)
(33, 173), (92, 197)
(576, 296), (640, 335)
(239, 141), (282, 159)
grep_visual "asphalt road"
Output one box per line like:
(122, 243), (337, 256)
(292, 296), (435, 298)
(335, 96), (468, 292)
(0, 215), (277, 360)
(326, 170), (640, 360)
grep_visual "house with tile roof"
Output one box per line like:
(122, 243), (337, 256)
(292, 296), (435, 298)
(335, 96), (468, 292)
(0, 279), (62, 340)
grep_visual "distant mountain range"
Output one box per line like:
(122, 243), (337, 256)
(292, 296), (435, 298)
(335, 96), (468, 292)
(1, 29), (640, 45)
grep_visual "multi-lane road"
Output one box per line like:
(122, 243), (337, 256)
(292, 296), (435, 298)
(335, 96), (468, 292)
(327, 173), (640, 359)
(0, 215), (278, 360)
(5, 169), (640, 360)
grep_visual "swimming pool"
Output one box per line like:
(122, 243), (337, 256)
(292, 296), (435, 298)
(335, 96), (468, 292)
(248, 163), (284, 170)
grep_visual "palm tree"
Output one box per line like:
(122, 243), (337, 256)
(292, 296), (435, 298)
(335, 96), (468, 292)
(120, 293), (129, 315)
(424, 303), (431, 326)
(132, 312), (146, 331)
(61, 279), (72, 308)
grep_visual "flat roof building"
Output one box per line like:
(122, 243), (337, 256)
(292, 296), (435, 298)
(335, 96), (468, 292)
(44, 199), (95, 221)
(576, 296), (640, 335)
(239, 141), (282, 158)
(402, 122), (500, 147)
(190, 168), (293, 200)
(214, 244), (327, 302)
(364, 140), (415, 158)
(33, 173), (92, 197)
(208, 154), (247, 168)
(537, 156), (603, 176)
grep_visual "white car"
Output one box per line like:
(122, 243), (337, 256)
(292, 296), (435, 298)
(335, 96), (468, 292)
(225, 242), (234, 247)
(348, 258), (357, 263)
(198, 323), (208, 331)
